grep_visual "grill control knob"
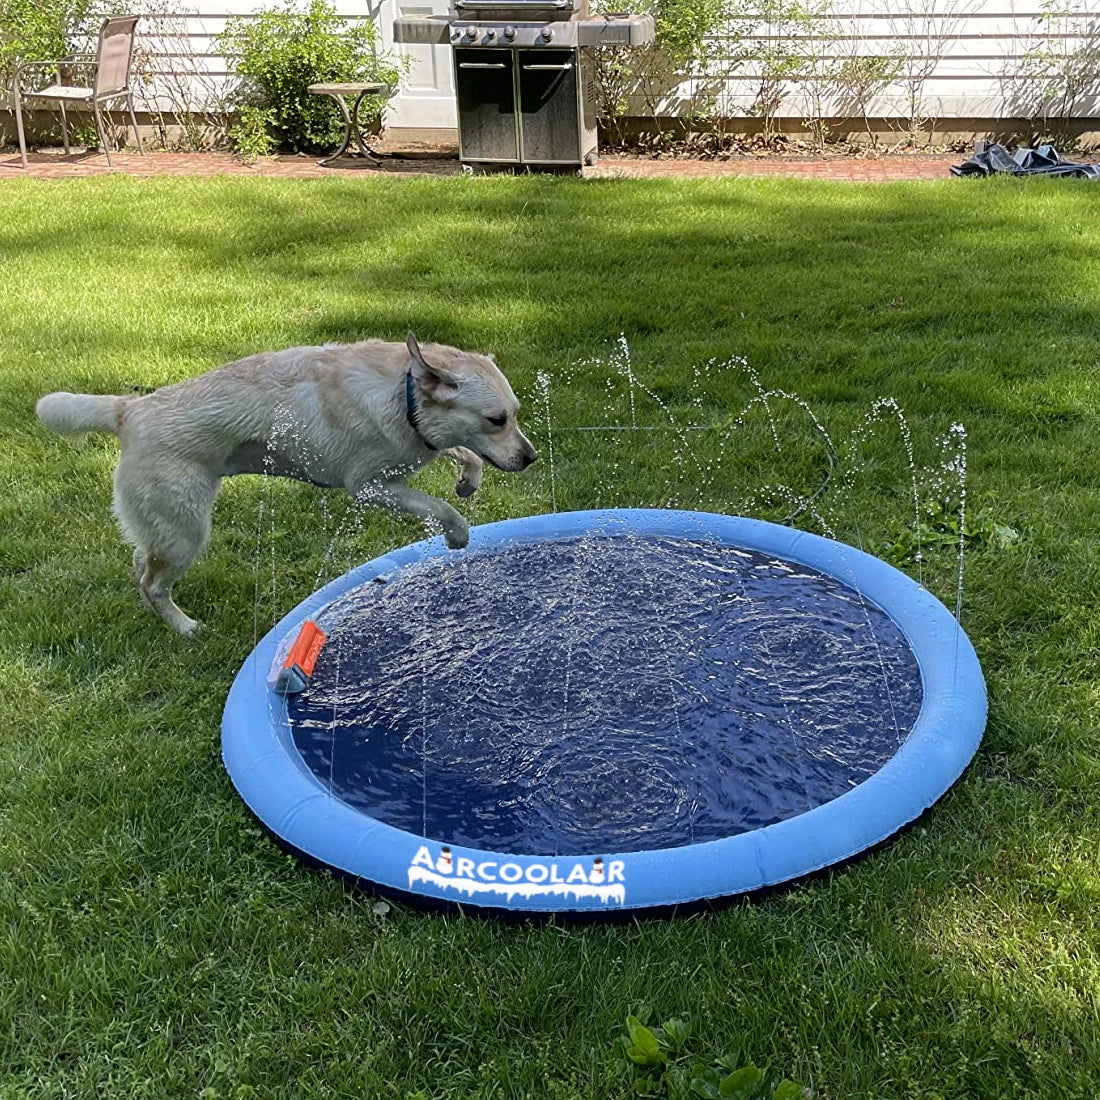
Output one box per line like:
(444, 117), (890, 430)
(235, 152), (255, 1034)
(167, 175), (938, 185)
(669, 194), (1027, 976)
(465, 23), (478, 38)
(503, 24), (516, 39)
(485, 26), (495, 37)
(540, 25), (553, 40)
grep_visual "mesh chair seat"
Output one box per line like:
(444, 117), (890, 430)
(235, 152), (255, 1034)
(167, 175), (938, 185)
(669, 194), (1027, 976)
(23, 85), (95, 101)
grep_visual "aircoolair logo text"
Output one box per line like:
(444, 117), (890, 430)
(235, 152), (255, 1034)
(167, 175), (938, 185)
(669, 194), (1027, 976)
(408, 845), (626, 905)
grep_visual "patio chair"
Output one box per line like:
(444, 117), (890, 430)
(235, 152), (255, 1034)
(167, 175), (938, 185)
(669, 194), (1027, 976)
(11, 15), (145, 169)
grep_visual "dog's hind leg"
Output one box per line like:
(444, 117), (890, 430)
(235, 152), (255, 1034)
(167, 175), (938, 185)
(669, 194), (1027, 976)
(138, 554), (204, 638)
(132, 548), (153, 610)
(113, 454), (220, 637)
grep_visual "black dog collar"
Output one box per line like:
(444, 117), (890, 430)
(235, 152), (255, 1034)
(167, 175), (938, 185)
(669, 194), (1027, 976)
(405, 371), (437, 451)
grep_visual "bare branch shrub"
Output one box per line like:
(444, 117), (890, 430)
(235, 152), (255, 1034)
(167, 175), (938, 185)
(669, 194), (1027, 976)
(1001, 0), (1100, 145)
(833, 53), (903, 150)
(132, 0), (232, 151)
(590, 0), (757, 144)
(885, 0), (978, 147)
(750, 0), (816, 145)
(798, 0), (847, 152)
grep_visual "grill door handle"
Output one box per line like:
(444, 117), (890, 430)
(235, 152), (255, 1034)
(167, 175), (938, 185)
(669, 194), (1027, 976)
(458, 61), (509, 68)
(521, 62), (574, 70)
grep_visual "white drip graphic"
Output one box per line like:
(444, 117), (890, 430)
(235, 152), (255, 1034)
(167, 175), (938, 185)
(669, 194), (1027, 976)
(408, 866), (626, 905)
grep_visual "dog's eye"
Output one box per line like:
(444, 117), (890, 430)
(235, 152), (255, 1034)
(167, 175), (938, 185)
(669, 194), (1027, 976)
(487, 413), (508, 428)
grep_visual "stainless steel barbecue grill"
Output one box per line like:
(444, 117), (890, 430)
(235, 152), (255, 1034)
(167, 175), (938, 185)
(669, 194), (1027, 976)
(394, 0), (654, 170)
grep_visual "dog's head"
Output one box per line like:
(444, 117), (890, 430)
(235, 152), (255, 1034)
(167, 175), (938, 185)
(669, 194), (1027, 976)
(406, 333), (538, 472)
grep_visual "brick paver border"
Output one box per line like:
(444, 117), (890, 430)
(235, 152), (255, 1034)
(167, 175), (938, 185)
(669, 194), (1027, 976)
(0, 147), (965, 183)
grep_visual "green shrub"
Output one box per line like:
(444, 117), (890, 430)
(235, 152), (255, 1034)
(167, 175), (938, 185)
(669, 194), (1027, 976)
(0, 0), (106, 84)
(217, 0), (402, 156)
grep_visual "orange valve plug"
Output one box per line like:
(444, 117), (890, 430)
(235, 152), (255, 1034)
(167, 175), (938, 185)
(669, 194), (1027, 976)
(273, 620), (327, 694)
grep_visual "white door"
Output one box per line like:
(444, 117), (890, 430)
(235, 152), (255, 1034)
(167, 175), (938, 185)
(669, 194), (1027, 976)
(373, 0), (457, 130)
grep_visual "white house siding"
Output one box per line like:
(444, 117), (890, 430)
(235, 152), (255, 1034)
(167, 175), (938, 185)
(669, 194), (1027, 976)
(134, 0), (380, 110)
(134, 0), (457, 129)
(647, 1), (1100, 122)
(134, 0), (1100, 128)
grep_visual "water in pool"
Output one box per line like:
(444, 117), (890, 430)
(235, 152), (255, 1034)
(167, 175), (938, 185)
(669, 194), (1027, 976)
(286, 532), (923, 855)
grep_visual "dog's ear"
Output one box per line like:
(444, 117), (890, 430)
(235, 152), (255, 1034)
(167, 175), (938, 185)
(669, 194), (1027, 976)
(406, 332), (460, 398)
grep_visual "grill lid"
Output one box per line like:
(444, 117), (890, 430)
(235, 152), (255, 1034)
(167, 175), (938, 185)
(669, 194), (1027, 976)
(453, 0), (584, 15)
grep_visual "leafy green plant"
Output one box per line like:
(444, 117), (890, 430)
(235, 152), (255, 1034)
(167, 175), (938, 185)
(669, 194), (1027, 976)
(0, 0), (106, 85)
(71, 120), (99, 148)
(217, 0), (402, 156)
(880, 498), (1020, 568)
(227, 103), (275, 162)
(620, 1014), (808, 1099)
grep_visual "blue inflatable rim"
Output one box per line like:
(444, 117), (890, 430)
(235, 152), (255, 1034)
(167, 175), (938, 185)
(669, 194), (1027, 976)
(221, 508), (987, 914)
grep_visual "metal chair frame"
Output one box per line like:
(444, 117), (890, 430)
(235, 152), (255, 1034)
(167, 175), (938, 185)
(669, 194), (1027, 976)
(11, 15), (145, 168)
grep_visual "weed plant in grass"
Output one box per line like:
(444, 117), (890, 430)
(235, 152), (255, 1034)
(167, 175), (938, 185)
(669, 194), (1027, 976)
(1, 175), (1099, 1098)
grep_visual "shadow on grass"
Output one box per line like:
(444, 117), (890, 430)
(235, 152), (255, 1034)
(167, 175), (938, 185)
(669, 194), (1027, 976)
(3, 176), (1100, 384)
(2, 174), (1099, 1098)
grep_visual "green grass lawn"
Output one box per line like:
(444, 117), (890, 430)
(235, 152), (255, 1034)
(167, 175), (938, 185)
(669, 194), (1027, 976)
(2, 173), (1099, 1099)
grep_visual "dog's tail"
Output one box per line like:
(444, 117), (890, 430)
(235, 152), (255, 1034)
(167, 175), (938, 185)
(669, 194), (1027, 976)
(36, 392), (125, 436)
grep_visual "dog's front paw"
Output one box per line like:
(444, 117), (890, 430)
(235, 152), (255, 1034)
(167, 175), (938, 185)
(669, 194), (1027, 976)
(444, 516), (470, 550)
(455, 477), (478, 498)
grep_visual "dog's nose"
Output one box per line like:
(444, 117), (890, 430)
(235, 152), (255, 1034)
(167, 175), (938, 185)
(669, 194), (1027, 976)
(521, 447), (538, 469)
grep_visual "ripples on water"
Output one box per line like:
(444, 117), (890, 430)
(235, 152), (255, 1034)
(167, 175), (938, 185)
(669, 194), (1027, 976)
(288, 533), (923, 855)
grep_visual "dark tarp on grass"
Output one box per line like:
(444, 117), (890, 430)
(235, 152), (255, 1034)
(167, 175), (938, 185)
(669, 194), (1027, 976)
(951, 143), (1100, 179)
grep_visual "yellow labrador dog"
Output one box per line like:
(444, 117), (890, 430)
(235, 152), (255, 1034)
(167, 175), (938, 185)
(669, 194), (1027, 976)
(37, 334), (537, 636)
